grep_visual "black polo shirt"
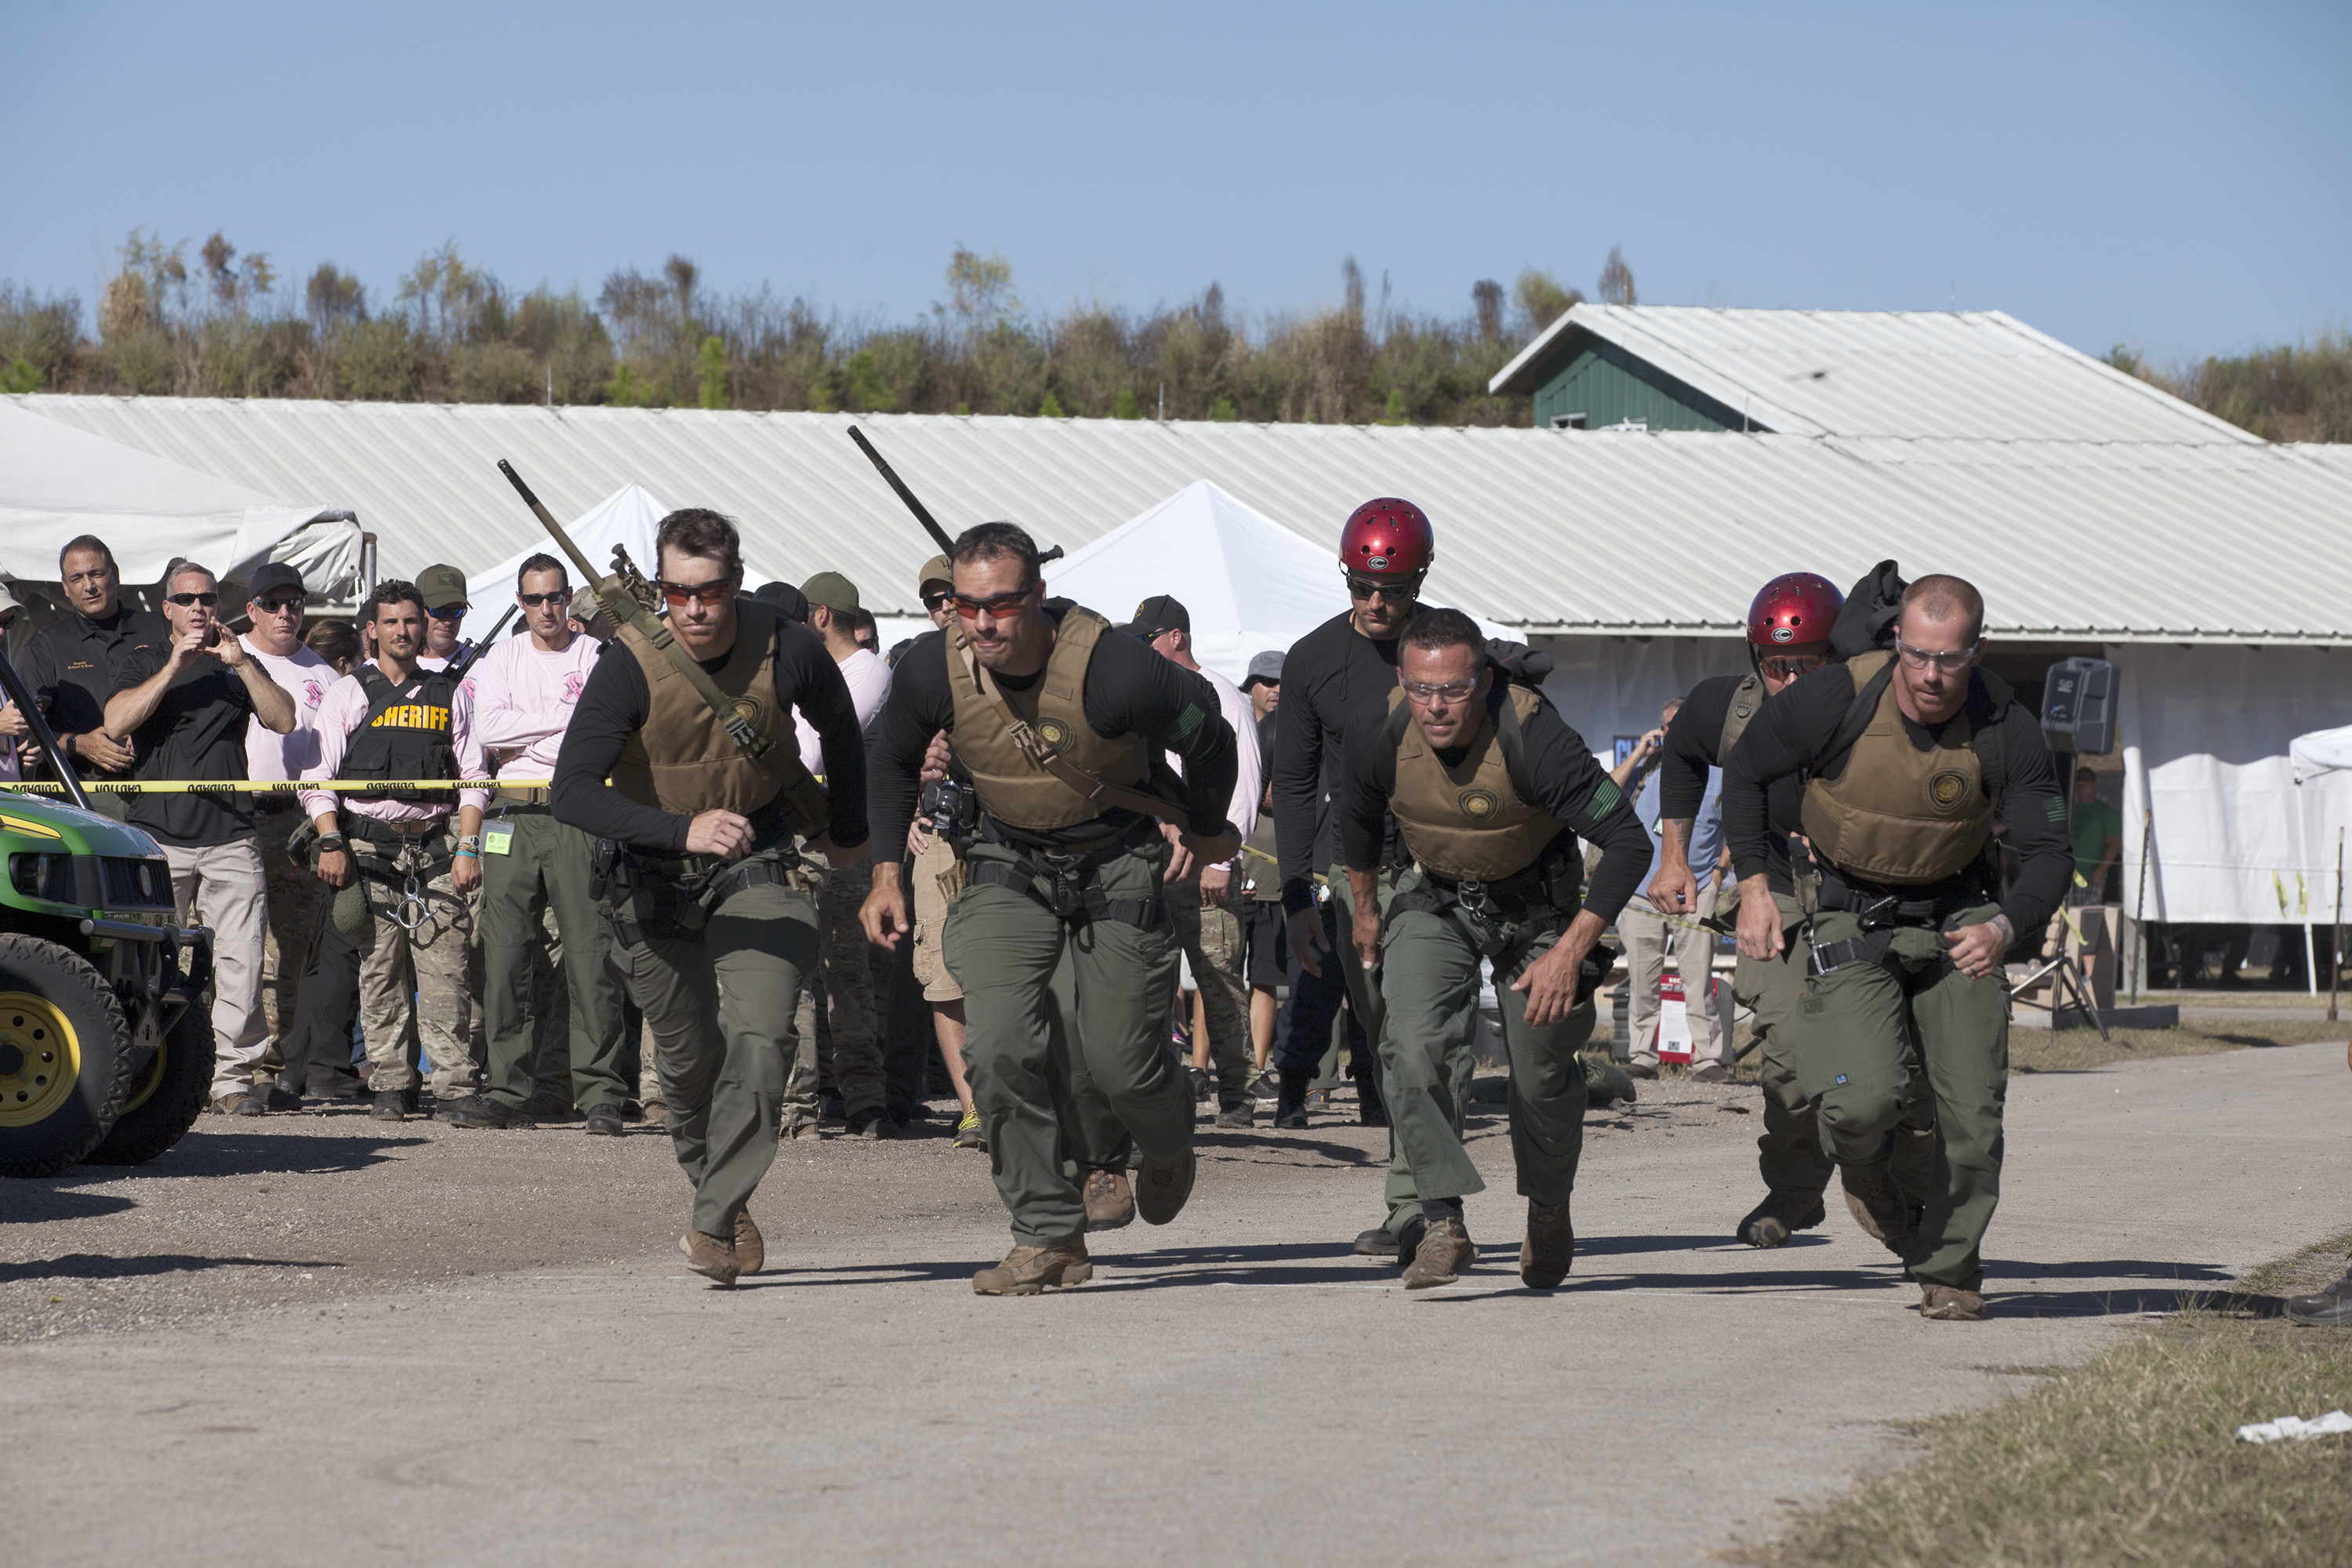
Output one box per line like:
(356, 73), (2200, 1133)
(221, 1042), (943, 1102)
(18, 604), (169, 769)
(111, 645), (259, 847)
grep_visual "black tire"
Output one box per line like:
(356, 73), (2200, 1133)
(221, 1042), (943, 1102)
(82, 991), (214, 1167)
(0, 934), (133, 1178)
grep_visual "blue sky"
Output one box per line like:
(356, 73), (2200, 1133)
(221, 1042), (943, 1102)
(4, 0), (2344, 367)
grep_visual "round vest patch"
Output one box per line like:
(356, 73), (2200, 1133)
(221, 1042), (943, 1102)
(1926, 768), (1973, 813)
(1036, 716), (1072, 753)
(1457, 787), (1501, 821)
(728, 695), (764, 728)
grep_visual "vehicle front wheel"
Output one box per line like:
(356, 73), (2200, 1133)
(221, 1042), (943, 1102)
(0, 934), (133, 1178)
(83, 980), (214, 1167)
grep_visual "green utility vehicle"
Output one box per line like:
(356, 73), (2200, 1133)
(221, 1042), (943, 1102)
(0, 647), (213, 1178)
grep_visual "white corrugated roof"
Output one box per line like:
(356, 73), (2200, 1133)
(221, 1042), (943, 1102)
(9, 394), (2350, 644)
(1490, 304), (2252, 445)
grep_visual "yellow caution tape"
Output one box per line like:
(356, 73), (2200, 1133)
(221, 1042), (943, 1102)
(2, 779), (547, 796)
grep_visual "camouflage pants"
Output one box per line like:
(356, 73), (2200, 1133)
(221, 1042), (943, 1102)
(782, 856), (884, 1121)
(1169, 868), (1251, 1104)
(256, 812), (316, 1076)
(351, 833), (481, 1098)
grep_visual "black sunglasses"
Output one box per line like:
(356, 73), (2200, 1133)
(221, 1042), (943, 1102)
(426, 603), (469, 619)
(165, 591), (220, 608)
(517, 590), (569, 608)
(253, 594), (304, 614)
(1344, 571), (1420, 604)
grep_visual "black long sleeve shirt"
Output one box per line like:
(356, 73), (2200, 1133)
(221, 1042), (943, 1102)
(1722, 661), (2069, 931)
(1339, 686), (1654, 925)
(18, 604), (169, 775)
(552, 619), (867, 855)
(1272, 609), (1405, 912)
(866, 609), (1238, 857)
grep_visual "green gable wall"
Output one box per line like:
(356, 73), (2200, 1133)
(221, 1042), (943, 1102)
(1527, 335), (1755, 432)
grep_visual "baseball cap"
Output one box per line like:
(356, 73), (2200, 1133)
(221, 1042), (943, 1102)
(0, 582), (20, 618)
(248, 562), (306, 602)
(801, 572), (860, 616)
(1130, 594), (1189, 635)
(416, 564), (469, 609)
(752, 581), (811, 622)
(1242, 650), (1285, 691)
(917, 554), (953, 594)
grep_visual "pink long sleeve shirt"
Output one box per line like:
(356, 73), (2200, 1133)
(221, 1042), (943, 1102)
(299, 664), (490, 825)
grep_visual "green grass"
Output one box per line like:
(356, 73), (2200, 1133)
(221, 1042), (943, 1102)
(1726, 1234), (2352, 1568)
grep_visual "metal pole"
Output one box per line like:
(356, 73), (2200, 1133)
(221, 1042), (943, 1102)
(2331, 826), (2343, 1025)
(2130, 805), (2154, 1004)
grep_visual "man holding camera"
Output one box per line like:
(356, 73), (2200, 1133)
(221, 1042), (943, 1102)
(1341, 608), (1650, 1289)
(106, 561), (298, 1113)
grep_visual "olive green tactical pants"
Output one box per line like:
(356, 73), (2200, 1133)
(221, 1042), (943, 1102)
(618, 877), (818, 1239)
(1740, 892), (1936, 1207)
(946, 839), (1191, 1247)
(1798, 902), (2009, 1290)
(477, 807), (630, 1112)
(1329, 865), (1427, 1233)
(1377, 875), (1595, 1208)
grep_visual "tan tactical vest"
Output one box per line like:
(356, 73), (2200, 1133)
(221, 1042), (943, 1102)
(1799, 652), (1994, 884)
(610, 599), (797, 816)
(1386, 684), (1566, 882)
(946, 605), (1156, 831)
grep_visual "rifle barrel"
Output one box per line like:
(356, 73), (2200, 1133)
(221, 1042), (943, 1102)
(847, 426), (957, 557)
(497, 459), (601, 588)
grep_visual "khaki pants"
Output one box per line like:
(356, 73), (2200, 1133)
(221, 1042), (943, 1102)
(1168, 867), (1250, 1104)
(619, 876), (818, 1237)
(477, 806), (628, 1112)
(162, 837), (268, 1098)
(909, 834), (964, 1003)
(1618, 898), (1733, 1071)
(351, 829), (481, 1098)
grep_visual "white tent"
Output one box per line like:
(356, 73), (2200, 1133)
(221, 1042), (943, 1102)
(0, 397), (360, 600)
(465, 482), (670, 610)
(2287, 724), (2352, 952)
(2290, 725), (2352, 783)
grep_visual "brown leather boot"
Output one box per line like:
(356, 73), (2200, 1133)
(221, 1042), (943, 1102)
(1919, 1283), (1987, 1321)
(1082, 1167), (1134, 1231)
(1839, 1160), (1911, 1253)
(678, 1228), (739, 1287)
(1519, 1199), (1575, 1289)
(1401, 1215), (1475, 1290)
(972, 1238), (1094, 1296)
(1737, 1189), (1829, 1249)
(1136, 1146), (1196, 1225)
(734, 1210), (764, 1276)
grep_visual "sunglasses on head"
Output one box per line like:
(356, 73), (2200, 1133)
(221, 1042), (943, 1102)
(426, 602), (469, 620)
(165, 591), (220, 608)
(1345, 571), (1419, 604)
(655, 574), (739, 608)
(517, 590), (569, 608)
(951, 587), (1035, 619)
(254, 594), (304, 615)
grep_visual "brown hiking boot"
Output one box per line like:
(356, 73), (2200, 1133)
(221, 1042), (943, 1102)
(972, 1238), (1093, 1296)
(642, 1099), (669, 1129)
(1839, 1160), (1911, 1253)
(1737, 1190), (1829, 1248)
(1136, 1146), (1196, 1225)
(1919, 1284), (1987, 1321)
(734, 1210), (764, 1276)
(678, 1229), (739, 1287)
(1401, 1215), (1475, 1290)
(1520, 1199), (1575, 1289)
(1082, 1167), (1134, 1231)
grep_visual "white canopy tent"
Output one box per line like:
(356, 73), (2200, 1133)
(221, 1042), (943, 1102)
(2287, 724), (2352, 965)
(464, 482), (671, 612)
(0, 397), (361, 604)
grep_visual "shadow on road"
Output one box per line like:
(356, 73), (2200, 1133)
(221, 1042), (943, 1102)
(0, 1189), (137, 1224)
(33, 1131), (430, 1188)
(0, 1252), (340, 1283)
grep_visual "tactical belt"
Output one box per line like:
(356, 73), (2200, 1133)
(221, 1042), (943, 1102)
(1389, 859), (1563, 929)
(599, 840), (803, 949)
(1804, 877), (1980, 977)
(966, 825), (1168, 931)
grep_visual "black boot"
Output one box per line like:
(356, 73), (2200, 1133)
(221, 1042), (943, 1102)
(1354, 1062), (1388, 1127)
(1274, 1069), (1312, 1129)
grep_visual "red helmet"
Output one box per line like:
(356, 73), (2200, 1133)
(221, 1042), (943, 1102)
(1747, 572), (1843, 648)
(1338, 498), (1435, 578)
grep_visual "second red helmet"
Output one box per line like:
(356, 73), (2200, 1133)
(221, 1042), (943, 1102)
(1747, 572), (1843, 648)
(1338, 498), (1435, 577)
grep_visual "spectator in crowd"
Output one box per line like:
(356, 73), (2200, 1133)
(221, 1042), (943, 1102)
(2071, 765), (2122, 903)
(103, 561), (298, 1114)
(302, 580), (492, 1122)
(415, 564), (471, 670)
(853, 608), (879, 655)
(1237, 651), (1285, 1102)
(234, 564), (336, 1108)
(0, 584), (45, 782)
(752, 581), (810, 623)
(1614, 698), (1733, 1081)
(20, 535), (166, 818)
(1129, 597), (1262, 1127)
(903, 556), (982, 1149)
(786, 570), (895, 1138)
(461, 553), (630, 1133)
(273, 617), (371, 1105)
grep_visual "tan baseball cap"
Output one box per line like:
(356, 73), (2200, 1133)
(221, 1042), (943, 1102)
(917, 554), (953, 594)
